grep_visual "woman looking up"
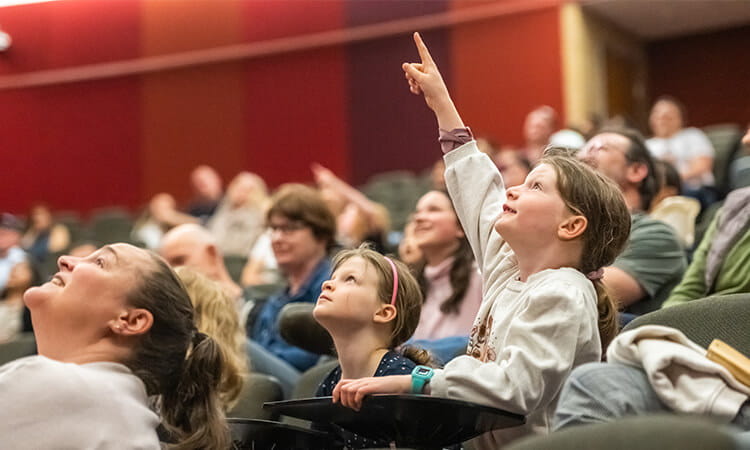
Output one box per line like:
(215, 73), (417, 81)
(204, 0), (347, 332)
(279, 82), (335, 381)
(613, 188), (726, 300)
(0, 243), (228, 449)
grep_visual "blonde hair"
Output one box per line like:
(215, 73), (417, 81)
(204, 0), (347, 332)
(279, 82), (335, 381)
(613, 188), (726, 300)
(174, 267), (248, 410)
(540, 148), (631, 351)
(331, 245), (433, 366)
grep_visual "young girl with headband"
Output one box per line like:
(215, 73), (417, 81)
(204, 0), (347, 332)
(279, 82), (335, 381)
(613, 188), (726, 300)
(314, 245), (432, 448)
(332, 33), (632, 448)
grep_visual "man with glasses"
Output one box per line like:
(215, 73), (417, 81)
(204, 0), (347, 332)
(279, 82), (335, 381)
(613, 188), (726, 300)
(578, 129), (686, 318)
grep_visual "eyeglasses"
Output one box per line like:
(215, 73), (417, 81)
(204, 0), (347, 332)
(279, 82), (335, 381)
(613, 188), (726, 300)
(268, 220), (308, 234)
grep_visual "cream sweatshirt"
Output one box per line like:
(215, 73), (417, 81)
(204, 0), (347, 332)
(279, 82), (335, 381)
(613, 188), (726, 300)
(431, 141), (602, 448)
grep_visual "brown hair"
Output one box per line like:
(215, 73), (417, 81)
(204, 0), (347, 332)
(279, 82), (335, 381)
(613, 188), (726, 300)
(414, 190), (475, 315)
(599, 127), (660, 211)
(332, 245), (434, 366)
(125, 253), (228, 450)
(175, 267), (249, 411)
(541, 148), (632, 351)
(267, 183), (337, 250)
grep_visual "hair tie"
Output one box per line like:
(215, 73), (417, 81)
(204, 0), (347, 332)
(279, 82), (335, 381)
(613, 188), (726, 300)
(383, 256), (399, 305)
(192, 330), (206, 347)
(586, 268), (604, 281)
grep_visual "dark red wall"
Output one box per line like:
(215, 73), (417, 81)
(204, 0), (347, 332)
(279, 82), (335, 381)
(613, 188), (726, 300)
(648, 25), (750, 128)
(0, 0), (564, 215)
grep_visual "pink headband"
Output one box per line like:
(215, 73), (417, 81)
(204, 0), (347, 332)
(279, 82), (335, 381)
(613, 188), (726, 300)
(383, 256), (399, 305)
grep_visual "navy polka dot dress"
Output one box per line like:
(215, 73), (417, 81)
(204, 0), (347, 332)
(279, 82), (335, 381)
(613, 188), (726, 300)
(315, 350), (417, 449)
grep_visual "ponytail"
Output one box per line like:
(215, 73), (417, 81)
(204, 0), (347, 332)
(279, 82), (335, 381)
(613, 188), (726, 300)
(125, 253), (229, 450)
(161, 332), (229, 450)
(400, 344), (437, 367)
(592, 280), (618, 354)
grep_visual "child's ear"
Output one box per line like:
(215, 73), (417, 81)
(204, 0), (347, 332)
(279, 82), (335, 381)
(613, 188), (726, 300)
(558, 215), (588, 240)
(373, 304), (398, 324)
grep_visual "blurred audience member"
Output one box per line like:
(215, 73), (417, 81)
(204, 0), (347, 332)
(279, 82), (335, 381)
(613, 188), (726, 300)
(20, 204), (70, 264)
(132, 193), (198, 250)
(67, 241), (98, 258)
(577, 112), (603, 141)
(0, 213), (27, 292)
(663, 127), (750, 308)
(410, 191), (482, 340)
(430, 159), (447, 191)
(647, 96), (716, 206)
(0, 260), (38, 342)
(207, 172), (268, 257)
(247, 184), (335, 397)
(550, 128), (586, 150)
(476, 136), (500, 159)
(398, 219), (423, 266)
(241, 230), (281, 286)
(160, 224), (243, 305)
(650, 160), (701, 247)
(312, 163), (390, 251)
(175, 267), (249, 410)
(520, 105), (557, 163)
(188, 165), (224, 222)
(579, 129), (686, 316)
(494, 148), (531, 188)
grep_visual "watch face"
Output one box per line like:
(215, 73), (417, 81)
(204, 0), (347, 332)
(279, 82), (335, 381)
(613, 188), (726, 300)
(417, 367), (431, 375)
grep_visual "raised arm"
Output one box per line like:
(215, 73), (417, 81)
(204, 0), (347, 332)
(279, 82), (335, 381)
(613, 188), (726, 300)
(311, 163), (390, 233)
(402, 32), (464, 131)
(405, 32), (507, 270)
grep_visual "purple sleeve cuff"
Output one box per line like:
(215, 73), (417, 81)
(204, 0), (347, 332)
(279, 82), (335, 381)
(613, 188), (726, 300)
(439, 127), (474, 154)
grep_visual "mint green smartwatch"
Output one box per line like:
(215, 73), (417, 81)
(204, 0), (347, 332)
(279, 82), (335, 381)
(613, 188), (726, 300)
(410, 365), (434, 394)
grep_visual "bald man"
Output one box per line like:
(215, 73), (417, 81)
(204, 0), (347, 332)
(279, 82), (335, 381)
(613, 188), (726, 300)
(159, 224), (242, 302)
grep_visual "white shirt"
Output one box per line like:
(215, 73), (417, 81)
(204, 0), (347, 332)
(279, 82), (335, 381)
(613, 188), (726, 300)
(647, 127), (715, 188)
(0, 247), (26, 292)
(0, 355), (160, 449)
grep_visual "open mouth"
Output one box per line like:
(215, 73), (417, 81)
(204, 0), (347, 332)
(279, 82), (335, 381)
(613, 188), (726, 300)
(50, 274), (65, 287)
(503, 204), (517, 214)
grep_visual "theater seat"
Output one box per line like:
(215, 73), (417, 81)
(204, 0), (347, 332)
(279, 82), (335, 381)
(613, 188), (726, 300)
(623, 293), (750, 353)
(278, 303), (334, 356)
(228, 373), (284, 421)
(506, 415), (738, 450)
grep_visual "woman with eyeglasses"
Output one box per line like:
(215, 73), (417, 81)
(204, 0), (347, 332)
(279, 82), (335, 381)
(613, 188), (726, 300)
(246, 183), (337, 397)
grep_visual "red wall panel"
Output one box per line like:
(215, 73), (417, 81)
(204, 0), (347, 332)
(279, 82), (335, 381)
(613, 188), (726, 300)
(140, 64), (247, 205)
(0, 0), (140, 73)
(346, 0), (450, 184)
(451, 6), (564, 148)
(241, 0), (344, 42)
(140, 0), (246, 205)
(242, 47), (349, 187)
(648, 25), (750, 127)
(0, 78), (141, 214)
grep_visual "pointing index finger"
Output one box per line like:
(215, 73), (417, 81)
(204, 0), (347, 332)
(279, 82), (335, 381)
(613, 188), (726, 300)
(413, 32), (435, 66)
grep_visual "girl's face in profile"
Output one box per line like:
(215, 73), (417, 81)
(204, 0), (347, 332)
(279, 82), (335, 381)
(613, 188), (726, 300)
(314, 256), (385, 327)
(495, 164), (574, 242)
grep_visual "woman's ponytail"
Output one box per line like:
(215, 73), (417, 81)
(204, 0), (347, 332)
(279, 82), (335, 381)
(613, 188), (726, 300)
(160, 331), (229, 450)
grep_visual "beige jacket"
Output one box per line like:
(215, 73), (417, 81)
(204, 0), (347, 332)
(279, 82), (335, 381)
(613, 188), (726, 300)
(608, 325), (750, 420)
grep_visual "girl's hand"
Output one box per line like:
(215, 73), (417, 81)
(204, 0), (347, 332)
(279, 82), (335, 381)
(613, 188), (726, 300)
(332, 375), (412, 411)
(402, 32), (464, 130)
